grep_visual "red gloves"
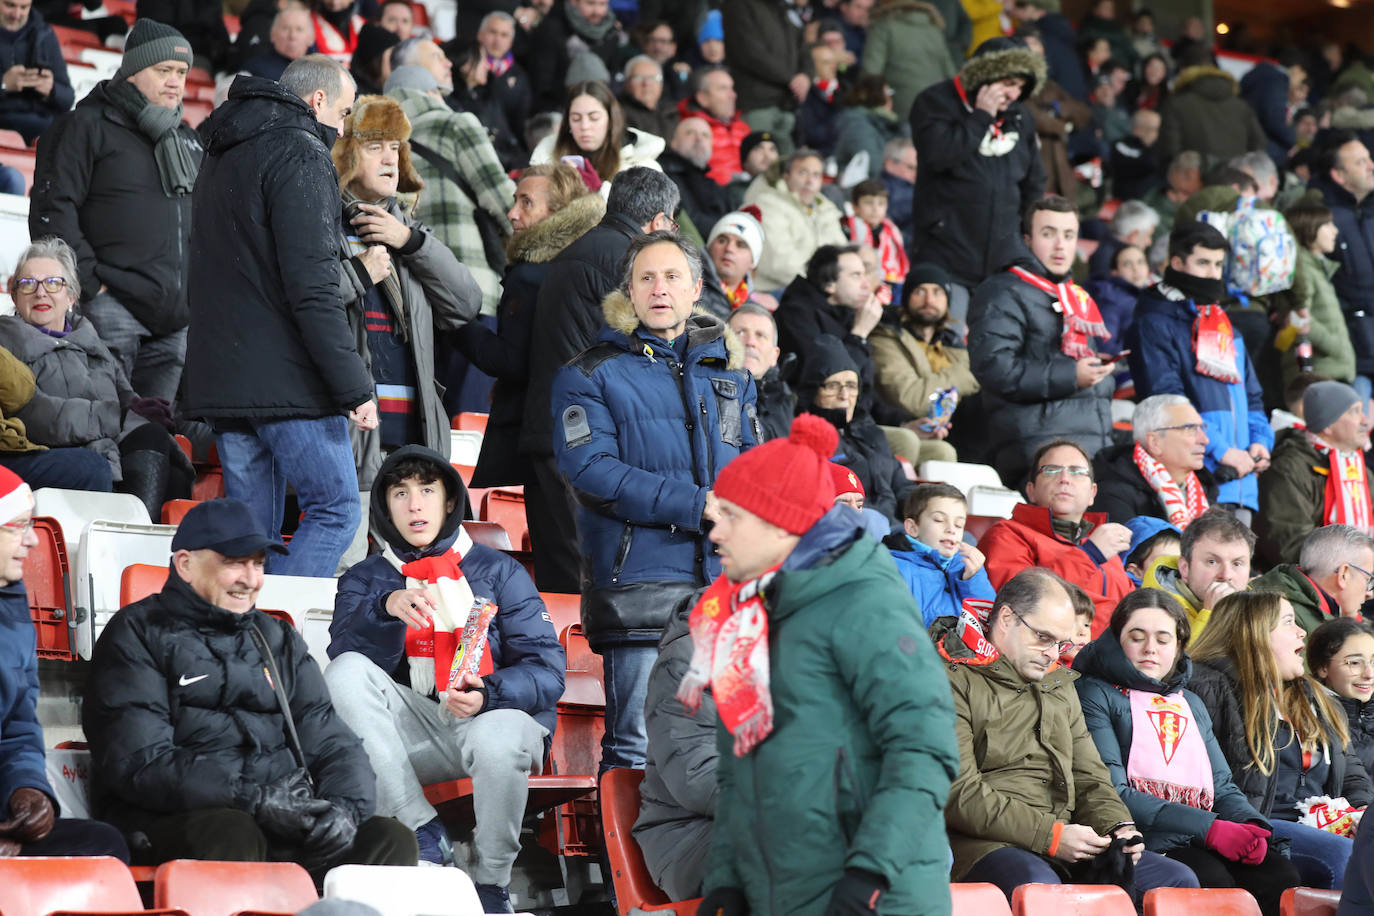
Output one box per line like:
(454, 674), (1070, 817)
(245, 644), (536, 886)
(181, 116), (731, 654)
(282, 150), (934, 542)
(1204, 819), (1270, 864)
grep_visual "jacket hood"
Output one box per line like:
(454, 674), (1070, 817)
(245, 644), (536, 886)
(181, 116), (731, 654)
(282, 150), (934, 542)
(959, 38), (1048, 98)
(621, 127), (666, 169)
(870, 0), (945, 29)
(1174, 65), (1238, 99)
(1252, 563), (1329, 622)
(599, 289), (745, 370)
(765, 509), (882, 621)
(507, 193), (605, 264)
(368, 444), (469, 560)
(1073, 628), (1195, 695)
(202, 75), (331, 156)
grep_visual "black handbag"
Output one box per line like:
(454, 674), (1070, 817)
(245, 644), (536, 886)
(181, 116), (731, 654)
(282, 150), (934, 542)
(408, 138), (508, 274)
(248, 620), (314, 790)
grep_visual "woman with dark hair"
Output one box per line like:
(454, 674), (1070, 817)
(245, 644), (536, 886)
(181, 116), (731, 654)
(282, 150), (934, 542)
(529, 80), (663, 197)
(833, 74), (910, 182)
(1133, 53), (1171, 111)
(1279, 201), (1357, 387)
(1074, 589), (1301, 915)
(1310, 618), (1374, 775)
(1190, 590), (1373, 889)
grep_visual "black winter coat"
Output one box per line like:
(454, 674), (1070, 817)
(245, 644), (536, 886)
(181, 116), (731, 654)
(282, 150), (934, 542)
(1337, 693), (1374, 780)
(721, 0), (804, 114)
(1189, 657), (1373, 819)
(659, 149), (730, 240)
(909, 80), (1046, 288)
(754, 364), (795, 442)
(183, 76), (372, 422)
(0, 10), (72, 125)
(521, 210), (641, 458)
(30, 81), (200, 335)
(1315, 177), (1374, 375)
(967, 261), (1115, 486)
(82, 572), (376, 838)
(1089, 440), (1218, 524)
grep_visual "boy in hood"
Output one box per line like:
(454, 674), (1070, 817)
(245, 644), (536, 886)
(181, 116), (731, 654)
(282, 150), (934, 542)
(324, 445), (565, 914)
(885, 482), (993, 627)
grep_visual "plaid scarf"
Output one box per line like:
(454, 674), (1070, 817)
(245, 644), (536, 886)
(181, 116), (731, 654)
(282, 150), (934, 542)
(678, 569), (777, 756)
(1132, 443), (1208, 529)
(1009, 266), (1108, 359)
(1307, 432), (1374, 534)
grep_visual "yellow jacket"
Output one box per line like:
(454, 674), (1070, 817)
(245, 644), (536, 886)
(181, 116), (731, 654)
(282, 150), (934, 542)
(1142, 554), (1212, 638)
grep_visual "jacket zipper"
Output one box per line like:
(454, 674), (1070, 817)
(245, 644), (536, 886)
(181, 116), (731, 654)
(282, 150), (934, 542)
(698, 394), (714, 482)
(610, 524), (633, 583)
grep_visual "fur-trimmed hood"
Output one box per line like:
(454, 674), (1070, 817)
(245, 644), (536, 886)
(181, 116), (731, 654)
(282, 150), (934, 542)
(599, 288), (745, 371)
(332, 94), (423, 195)
(506, 193), (605, 265)
(871, 0), (945, 29)
(959, 37), (1048, 97)
(1173, 65), (1238, 98)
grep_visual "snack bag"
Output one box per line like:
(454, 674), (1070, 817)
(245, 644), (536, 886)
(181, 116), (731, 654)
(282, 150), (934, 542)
(1298, 795), (1363, 837)
(448, 596), (498, 687)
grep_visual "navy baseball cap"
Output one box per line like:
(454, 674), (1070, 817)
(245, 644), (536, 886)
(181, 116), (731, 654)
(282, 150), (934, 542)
(170, 498), (289, 557)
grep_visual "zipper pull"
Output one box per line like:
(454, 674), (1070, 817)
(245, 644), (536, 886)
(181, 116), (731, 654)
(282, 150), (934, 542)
(698, 395), (707, 418)
(643, 343), (656, 363)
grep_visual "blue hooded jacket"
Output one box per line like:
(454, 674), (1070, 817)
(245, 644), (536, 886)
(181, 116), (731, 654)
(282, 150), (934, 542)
(885, 535), (994, 627)
(1125, 286), (1273, 510)
(327, 446), (566, 738)
(0, 578), (53, 817)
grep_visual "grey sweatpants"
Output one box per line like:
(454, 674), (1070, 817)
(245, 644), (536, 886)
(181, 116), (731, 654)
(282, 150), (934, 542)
(324, 652), (547, 885)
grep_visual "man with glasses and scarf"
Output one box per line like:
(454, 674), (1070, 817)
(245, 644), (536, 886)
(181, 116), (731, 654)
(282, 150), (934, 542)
(1090, 393), (1218, 526)
(1255, 524), (1374, 656)
(979, 439), (1134, 637)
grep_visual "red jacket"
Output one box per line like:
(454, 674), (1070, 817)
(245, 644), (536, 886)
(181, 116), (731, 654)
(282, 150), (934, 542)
(979, 503), (1133, 637)
(676, 98), (751, 186)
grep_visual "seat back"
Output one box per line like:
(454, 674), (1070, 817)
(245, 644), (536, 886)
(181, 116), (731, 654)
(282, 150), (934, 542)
(463, 520), (512, 551)
(161, 499), (200, 526)
(542, 591), (581, 638)
(449, 429), (483, 466)
(154, 859), (318, 916)
(120, 563), (169, 606)
(322, 864), (482, 916)
(453, 412), (488, 433)
(1143, 887), (1261, 915)
(74, 519), (176, 657)
(963, 515), (1001, 545)
(1280, 887), (1341, 916)
(0, 855), (144, 916)
(951, 883), (1013, 916)
(600, 768), (671, 914)
(25, 516), (74, 659)
(1011, 884), (1136, 916)
(482, 489), (529, 551)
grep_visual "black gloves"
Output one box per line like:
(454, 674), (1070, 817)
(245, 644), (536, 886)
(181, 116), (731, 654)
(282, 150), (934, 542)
(300, 803), (358, 869)
(825, 869), (888, 916)
(251, 770), (331, 845)
(698, 886), (749, 916)
(129, 396), (175, 430)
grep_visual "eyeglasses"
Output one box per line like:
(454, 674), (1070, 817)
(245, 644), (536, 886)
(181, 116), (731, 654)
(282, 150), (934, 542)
(1036, 464), (1092, 479)
(1339, 656), (1374, 675)
(656, 212), (678, 231)
(1349, 562), (1374, 597)
(14, 276), (67, 295)
(1157, 423), (1207, 437)
(819, 380), (860, 395)
(1009, 607), (1076, 655)
(629, 73), (663, 84)
(0, 517), (34, 537)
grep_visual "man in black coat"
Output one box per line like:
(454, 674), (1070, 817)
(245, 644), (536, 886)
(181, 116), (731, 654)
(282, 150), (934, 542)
(1091, 393), (1217, 525)
(184, 57), (377, 579)
(29, 19), (201, 404)
(1313, 131), (1374, 387)
(520, 166), (680, 593)
(728, 303), (794, 442)
(0, 1), (73, 143)
(659, 117), (730, 235)
(525, 0), (623, 112)
(81, 498), (416, 869)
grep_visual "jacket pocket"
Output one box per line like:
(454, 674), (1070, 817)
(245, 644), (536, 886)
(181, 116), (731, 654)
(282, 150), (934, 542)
(610, 523), (635, 583)
(834, 747), (868, 846)
(711, 377), (742, 446)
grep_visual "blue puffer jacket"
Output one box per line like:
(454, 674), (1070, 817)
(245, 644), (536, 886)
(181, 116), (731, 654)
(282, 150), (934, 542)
(0, 579), (53, 818)
(327, 446), (565, 737)
(1315, 177), (1374, 376)
(1126, 286), (1273, 509)
(552, 291), (759, 647)
(884, 534), (994, 627)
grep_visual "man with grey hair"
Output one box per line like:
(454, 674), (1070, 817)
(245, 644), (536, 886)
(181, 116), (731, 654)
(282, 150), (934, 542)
(391, 37), (452, 94)
(239, 5), (312, 80)
(1231, 150), (1279, 202)
(474, 10), (532, 155)
(522, 166), (681, 594)
(552, 229), (759, 772)
(881, 135), (915, 251)
(621, 53), (677, 141)
(1091, 393), (1217, 525)
(659, 116), (729, 234)
(185, 56), (377, 578)
(1088, 198), (1159, 277)
(1254, 524), (1374, 650)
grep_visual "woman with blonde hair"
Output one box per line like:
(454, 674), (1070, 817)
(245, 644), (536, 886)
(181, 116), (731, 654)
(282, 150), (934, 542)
(1188, 590), (1372, 889)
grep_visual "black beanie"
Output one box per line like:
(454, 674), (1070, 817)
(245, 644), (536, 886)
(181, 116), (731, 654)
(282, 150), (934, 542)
(905, 262), (953, 298)
(115, 19), (193, 81)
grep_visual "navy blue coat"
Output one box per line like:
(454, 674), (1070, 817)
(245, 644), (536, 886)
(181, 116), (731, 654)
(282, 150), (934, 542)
(328, 446), (565, 738)
(0, 11), (71, 130)
(552, 292), (759, 646)
(0, 579), (53, 818)
(1315, 176), (1374, 375)
(1239, 62), (1295, 168)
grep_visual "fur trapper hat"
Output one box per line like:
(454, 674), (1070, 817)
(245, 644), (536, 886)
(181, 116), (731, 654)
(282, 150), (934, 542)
(959, 36), (1048, 98)
(332, 94), (423, 195)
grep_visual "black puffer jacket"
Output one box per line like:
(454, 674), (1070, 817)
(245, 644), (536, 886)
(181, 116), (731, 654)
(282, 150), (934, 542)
(183, 76), (372, 421)
(29, 80), (201, 335)
(967, 257), (1115, 486)
(82, 571), (376, 839)
(754, 363), (796, 442)
(1337, 692), (1374, 779)
(1089, 440), (1218, 524)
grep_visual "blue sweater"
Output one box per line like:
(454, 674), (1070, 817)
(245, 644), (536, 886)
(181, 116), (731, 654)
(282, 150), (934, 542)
(887, 535), (994, 627)
(0, 579), (54, 817)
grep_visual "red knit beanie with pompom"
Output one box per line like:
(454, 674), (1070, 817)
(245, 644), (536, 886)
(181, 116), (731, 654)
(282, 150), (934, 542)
(712, 414), (839, 534)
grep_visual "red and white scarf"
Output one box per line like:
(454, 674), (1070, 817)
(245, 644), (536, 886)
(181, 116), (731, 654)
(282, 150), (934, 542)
(845, 215), (909, 285)
(1126, 690), (1214, 811)
(678, 569), (777, 756)
(311, 10), (364, 61)
(1133, 443), (1208, 529)
(1192, 304), (1242, 384)
(1009, 266), (1109, 359)
(1307, 432), (1374, 534)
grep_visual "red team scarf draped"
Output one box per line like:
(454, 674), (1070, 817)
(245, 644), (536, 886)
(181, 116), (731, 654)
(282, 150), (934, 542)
(844, 215), (910, 285)
(1191, 304), (1242, 384)
(1307, 432), (1374, 534)
(1132, 443), (1209, 529)
(1009, 266), (1109, 359)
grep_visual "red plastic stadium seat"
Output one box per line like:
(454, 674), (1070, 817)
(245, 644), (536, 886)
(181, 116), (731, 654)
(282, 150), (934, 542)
(463, 519), (512, 551)
(453, 411), (488, 433)
(0, 128), (27, 148)
(0, 855), (186, 916)
(1143, 887), (1260, 916)
(962, 515), (1000, 545)
(0, 141), (35, 192)
(481, 488), (529, 550)
(161, 499), (200, 526)
(25, 517), (74, 659)
(452, 462), (475, 485)
(952, 883), (1013, 916)
(1281, 887), (1342, 916)
(120, 563), (169, 606)
(1012, 884), (1135, 916)
(182, 98), (212, 128)
(541, 591), (581, 638)
(410, 2), (429, 27)
(52, 24), (103, 49)
(154, 858), (318, 916)
(601, 768), (701, 915)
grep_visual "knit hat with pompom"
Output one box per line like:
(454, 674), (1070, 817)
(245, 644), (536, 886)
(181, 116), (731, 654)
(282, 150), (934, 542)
(712, 414), (839, 534)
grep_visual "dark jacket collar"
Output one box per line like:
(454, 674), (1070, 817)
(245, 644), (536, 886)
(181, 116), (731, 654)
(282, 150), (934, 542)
(368, 444), (468, 561)
(1073, 628), (1194, 694)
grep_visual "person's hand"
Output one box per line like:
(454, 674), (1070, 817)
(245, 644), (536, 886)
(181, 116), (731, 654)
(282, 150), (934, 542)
(349, 399), (379, 431)
(698, 886), (749, 916)
(30, 69), (52, 97)
(354, 205), (412, 250)
(465, 53), (490, 88)
(357, 245), (392, 285)
(751, 291), (779, 312)
(1112, 825), (1145, 864)
(1202, 578), (1239, 610)
(672, 61), (691, 79)
(444, 671), (486, 718)
(823, 868), (886, 915)
(513, 5), (537, 28)
(974, 81), (1011, 116)
(1220, 447), (1256, 477)
(1, 65), (26, 93)
(910, 421), (950, 440)
(958, 541), (986, 578)
(850, 293), (883, 339)
(251, 770), (331, 845)
(0, 787), (54, 843)
(1248, 442), (1271, 473)
(0, 837), (19, 856)
(1050, 823), (1112, 862)
(129, 395), (176, 430)
(1204, 819), (1269, 863)
(300, 802), (357, 870)
(788, 72), (811, 102)
(1075, 355), (1113, 389)
(1087, 522), (1132, 558)
(385, 587), (435, 628)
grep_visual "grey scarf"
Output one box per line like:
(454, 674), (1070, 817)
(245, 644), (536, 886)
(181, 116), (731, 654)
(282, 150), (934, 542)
(563, 2), (615, 42)
(104, 78), (200, 197)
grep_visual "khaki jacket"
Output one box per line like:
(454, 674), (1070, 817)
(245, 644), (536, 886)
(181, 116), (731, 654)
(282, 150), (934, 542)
(870, 321), (978, 418)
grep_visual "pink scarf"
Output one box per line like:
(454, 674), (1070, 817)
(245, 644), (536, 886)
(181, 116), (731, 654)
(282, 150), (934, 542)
(1127, 690), (1214, 811)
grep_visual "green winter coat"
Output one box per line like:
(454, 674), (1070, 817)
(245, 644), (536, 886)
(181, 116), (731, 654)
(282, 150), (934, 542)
(1251, 564), (1341, 668)
(862, 1), (957, 123)
(936, 620), (1131, 879)
(1285, 247), (1357, 386)
(1257, 427), (1372, 567)
(703, 516), (960, 916)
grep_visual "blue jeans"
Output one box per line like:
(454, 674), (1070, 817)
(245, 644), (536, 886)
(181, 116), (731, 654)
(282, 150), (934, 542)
(599, 644), (657, 772)
(0, 446), (113, 492)
(1270, 818), (1354, 890)
(963, 845), (1199, 904)
(216, 415), (360, 578)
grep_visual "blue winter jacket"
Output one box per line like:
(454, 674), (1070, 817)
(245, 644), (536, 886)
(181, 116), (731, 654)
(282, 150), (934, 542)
(551, 291), (759, 646)
(885, 535), (994, 627)
(328, 446), (565, 737)
(0, 579), (55, 817)
(1125, 286), (1273, 509)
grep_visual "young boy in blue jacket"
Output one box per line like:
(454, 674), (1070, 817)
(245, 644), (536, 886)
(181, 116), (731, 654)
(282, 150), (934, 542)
(884, 483), (995, 627)
(324, 445), (565, 914)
